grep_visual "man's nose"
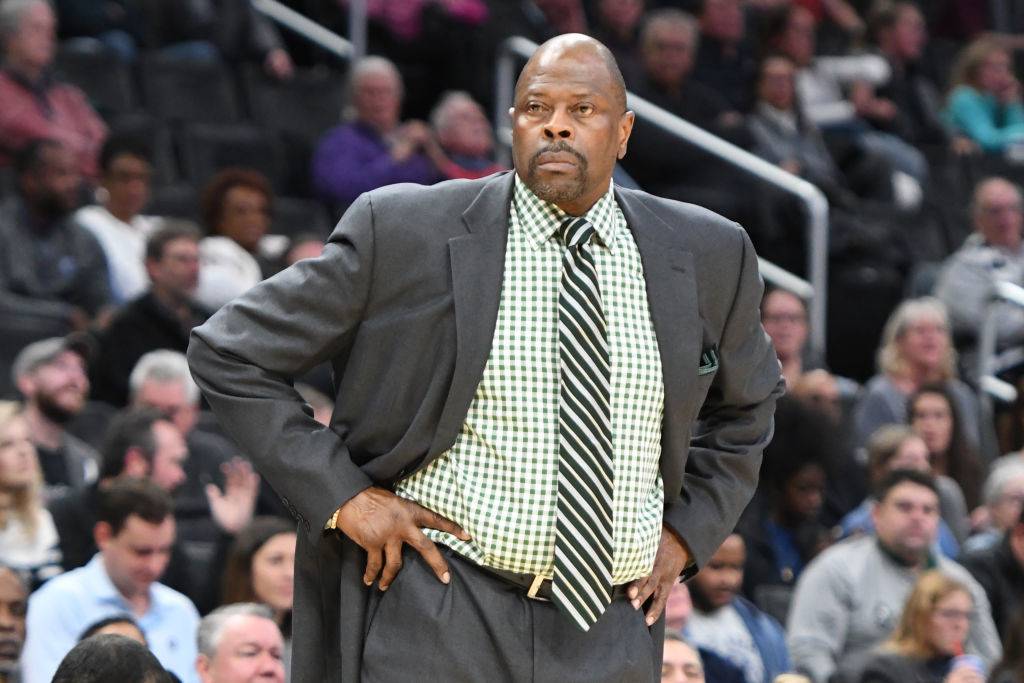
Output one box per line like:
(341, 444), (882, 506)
(543, 109), (574, 140)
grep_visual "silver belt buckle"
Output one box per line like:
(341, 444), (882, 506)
(527, 575), (549, 601)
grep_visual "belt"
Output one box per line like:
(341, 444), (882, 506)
(452, 552), (631, 603)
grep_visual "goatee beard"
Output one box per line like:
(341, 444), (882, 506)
(35, 391), (78, 424)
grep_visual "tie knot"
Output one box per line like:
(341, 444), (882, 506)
(559, 217), (595, 248)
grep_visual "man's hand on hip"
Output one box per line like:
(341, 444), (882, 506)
(333, 487), (471, 591)
(627, 526), (692, 626)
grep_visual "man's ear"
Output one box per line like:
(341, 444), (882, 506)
(617, 110), (635, 160)
(15, 375), (35, 399)
(123, 448), (149, 478)
(196, 653), (211, 681)
(94, 521), (113, 550)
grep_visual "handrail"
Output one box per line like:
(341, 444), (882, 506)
(251, 0), (354, 60)
(976, 280), (1024, 403)
(495, 36), (830, 358)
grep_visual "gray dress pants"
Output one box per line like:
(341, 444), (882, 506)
(361, 546), (662, 682)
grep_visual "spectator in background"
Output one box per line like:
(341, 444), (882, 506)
(195, 169), (278, 311)
(220, 517), (295, 679)
(739, 398), (831, 624)
(12, 335), (99, 498)
(761, 288), (811, 388)
(838, 425), (967, 556)
(0, 404), (61, 589)
(75, 135), (164, 305)
(53, 0), (145, 62)
(853, 298), (982, 452)
(0, 0), (106, 178)
(51, 634), (173, 683)
(590, 0), (646, 83)
(687, 534), (791, 683)
(0, 566), (27, 683)
(662, 632), (706, 683)
(960, 503), (1024, 642)
(765, 3), (928, 191)
(91, 224), (207, 407)
(935, 177), (1024, 356)
(664, 581), (747, 683)
(0, 140), (112, 328)
(908, 385), (984, 512)
(962, 457), (1024, 553)
(945, 38), (1024, 154)
(195, 603), (284, 683)
(691, 0), (757, 112)
(430, 91), (503, 180)
(312, 56), (443, 207)
(23, 479), (200, 683)
(147, 0), (294, 79)
(48, 407), (258, 614)
(786, 470), (1000, 683)
(867, 1), (950, 152)
(856, 571), (985, 683)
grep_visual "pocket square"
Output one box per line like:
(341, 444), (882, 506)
(698, 345), (719, 376)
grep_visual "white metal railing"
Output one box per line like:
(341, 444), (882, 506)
(251, 0), (354, 60)
(977, 280), (1024, 403)
(495, 36), (830, 358)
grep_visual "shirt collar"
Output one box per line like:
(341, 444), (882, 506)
(85, 553), (163, 615)
(512, 172), (620, 252)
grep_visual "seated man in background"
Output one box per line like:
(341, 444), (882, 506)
(430, 91), (503, 180)
(48, 407), (257, 614)
(91, 225), (207, 407)
(962, 457), (1024, 553)
(312, 56), (443, 207)
(0, 140), (112, 330)
(687, 534), (791, 683)
(195, 603), (284, 683)
(0, 0), (106, 179)
(935, 177), (1024, 363)
(0, 566), (27, 683)
(960, 503), (1024, 641)
(23, 479), (200, 683)
(13, 336), (99, 499)
(786, 470), (1000, 683)
(74, 135), (164, 305)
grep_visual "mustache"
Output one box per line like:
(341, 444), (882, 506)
(529, 142), (588, 168)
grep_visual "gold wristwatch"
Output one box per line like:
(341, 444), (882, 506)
(324, 507), (342, 532)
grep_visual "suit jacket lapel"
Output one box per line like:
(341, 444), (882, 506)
(428, 173), (515, 456)
(615, 189), (700, 435)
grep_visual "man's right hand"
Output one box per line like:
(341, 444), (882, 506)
(333, 487), (470, 591)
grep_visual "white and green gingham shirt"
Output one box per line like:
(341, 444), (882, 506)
(396, 175), (665, 583)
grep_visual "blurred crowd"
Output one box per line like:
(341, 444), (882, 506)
(6, 0), (1024, 682)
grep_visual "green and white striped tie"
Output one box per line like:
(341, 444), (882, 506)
(553, 216), (614, 632)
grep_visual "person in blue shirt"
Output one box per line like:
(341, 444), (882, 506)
(21, 478), (199, 683)
(688, 534), (792, 683)
(945, 37), (1024, 153)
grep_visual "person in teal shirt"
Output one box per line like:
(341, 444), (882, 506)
(945, 37), (1024, 153)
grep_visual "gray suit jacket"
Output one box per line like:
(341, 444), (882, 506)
(187, 171), (783, 682)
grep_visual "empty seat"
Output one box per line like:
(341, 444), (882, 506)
(179, 123), (285, 191)
(55, 43), (136, 118)
(242, 65), (345, 142)
(272, 196), (332, 239)
(140, 55), (241, 124)
(146, 183), (200, 223)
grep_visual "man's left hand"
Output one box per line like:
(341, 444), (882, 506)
(627, 526), (692, 626)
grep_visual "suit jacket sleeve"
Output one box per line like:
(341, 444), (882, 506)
(187, 195), (376, 544)
(663, 227), (783, 569)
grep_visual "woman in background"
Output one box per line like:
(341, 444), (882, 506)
(0, 403), (61, 589)
(857, 571), (985, 683)
(221, 516), (295, 680)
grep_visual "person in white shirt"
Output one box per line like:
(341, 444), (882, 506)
(75, 134), (163, 304)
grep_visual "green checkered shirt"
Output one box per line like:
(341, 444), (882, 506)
(396, 175), (665, 583)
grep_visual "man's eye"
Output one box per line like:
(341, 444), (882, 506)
(577, 104), (593, 115)
(527, 103), (543, 113)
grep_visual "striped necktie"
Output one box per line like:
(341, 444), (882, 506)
(553, 216), (615, 631)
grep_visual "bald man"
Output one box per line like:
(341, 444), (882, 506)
(189, 34), (782, 682)
(935, 176), (1024, 350)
